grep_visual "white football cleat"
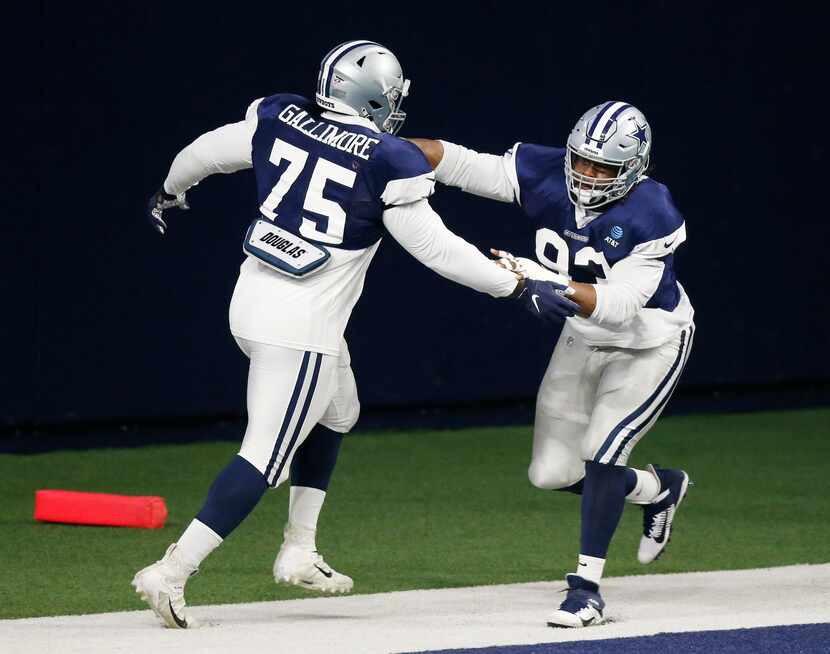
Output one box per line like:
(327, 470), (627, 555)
(638, 465), (691, 564)
(274, 523), (353, 594)
(132, 543), (199, 629)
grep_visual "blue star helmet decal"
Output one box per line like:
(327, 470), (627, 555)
(630, 122), (648, 152)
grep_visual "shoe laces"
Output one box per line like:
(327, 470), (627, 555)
(645, 508), (668, 539)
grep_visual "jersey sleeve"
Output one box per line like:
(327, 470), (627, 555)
(590, 255), (666, 328)
(163, 97), (262, 195)
(382, 198), (518, 298)
(624, 180), (687, 260)
(510, 143), (570, 223)
(371, 137), (436, 207)
(433, 140), (518, 203)
(246, 97), (264, 121)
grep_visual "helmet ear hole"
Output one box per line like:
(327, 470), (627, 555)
(368, 100), (382, 110)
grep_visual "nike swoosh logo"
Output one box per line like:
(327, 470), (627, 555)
(664, 238), (676, 248)
(581, 616), (595, 627)
(314, 564), (333, 579)
(168, 598), (188, 628)
(531, 294), (541, 312)
(578, 562), (588, 567)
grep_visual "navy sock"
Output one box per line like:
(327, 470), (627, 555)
(290, 424), (343, 491)
(580, 461), (628, 559)
(560, 470), (636, 497)
(624, 467), (638, 495)
(195, 455), (268, 539)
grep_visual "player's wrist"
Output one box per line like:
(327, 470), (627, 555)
(509, 276), (526, 299)
(161, 181), (178, 198)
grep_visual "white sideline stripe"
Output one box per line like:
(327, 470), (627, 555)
(1, 564), (827, 654)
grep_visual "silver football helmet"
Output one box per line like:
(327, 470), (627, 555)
(564, 101), (652, 209)
(315, 40), (410, 135)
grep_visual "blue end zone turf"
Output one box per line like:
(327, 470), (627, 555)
(405, 623), (830, 654)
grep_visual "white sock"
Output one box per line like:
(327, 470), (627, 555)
(288, 486), (326, 531)
(176, 519), (223, 571)
(285, 486), (327, 551)
(576, 554), (605, 585)
(625, 467), (661, 505)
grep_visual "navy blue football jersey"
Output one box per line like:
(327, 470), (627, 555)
(513, 144), (685, 313)
(250, 94), (434, 251)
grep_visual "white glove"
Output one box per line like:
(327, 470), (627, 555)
(490, 249), (570, 286)
(490, 248), (526, 277)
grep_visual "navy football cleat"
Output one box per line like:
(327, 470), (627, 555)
(547, 574), (606, 628)
(638, 465), (691, 564)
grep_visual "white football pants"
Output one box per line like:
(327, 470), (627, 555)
(234, 337), (360, 488)
(528, 321), (694, 490)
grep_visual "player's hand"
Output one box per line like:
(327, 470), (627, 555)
(490, 248), (524, 274)
(490, 249), (570, 285)
(519, 278), (580, 324)
(146, 187), (189, 236)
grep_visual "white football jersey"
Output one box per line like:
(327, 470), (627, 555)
(434, 140), (694, 349)
(163, 95), (518, 356)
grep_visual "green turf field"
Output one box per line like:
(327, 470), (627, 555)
(1, 408), (828, 620)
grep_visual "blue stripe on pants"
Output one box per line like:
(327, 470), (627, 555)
(264, 351), (311, 482)
(608, 325), (695, 464)
(593, 328), (690, 464)
(270, 352), (323, 487)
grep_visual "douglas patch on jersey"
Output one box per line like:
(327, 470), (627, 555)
(243, 219), (331, 277)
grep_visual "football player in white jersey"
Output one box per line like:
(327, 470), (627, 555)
(411, 101), (695, 627)
(131, 41), (569, 629)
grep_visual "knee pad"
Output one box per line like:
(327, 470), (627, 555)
(320, 364), (360, 433)
(528, 460), (583, 490)
(320, 398), (359, 433)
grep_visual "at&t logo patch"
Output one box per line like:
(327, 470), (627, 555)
(605, 225), (623, 247)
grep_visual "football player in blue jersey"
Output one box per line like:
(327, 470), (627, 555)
(411, 101), (695, 628)
(132, 41), (571, 629)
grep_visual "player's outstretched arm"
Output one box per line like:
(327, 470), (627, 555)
(407, 138), (444, 169)
(407, 138), (517, 203)
(582, 255), (665, 327)
(496, 249), (664, 324)
(491, 250), (582, 322)
(145, 99), (262, 235)
(382, 199), (523, 298)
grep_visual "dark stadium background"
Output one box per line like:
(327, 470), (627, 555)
(4, 3), (827, 439)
